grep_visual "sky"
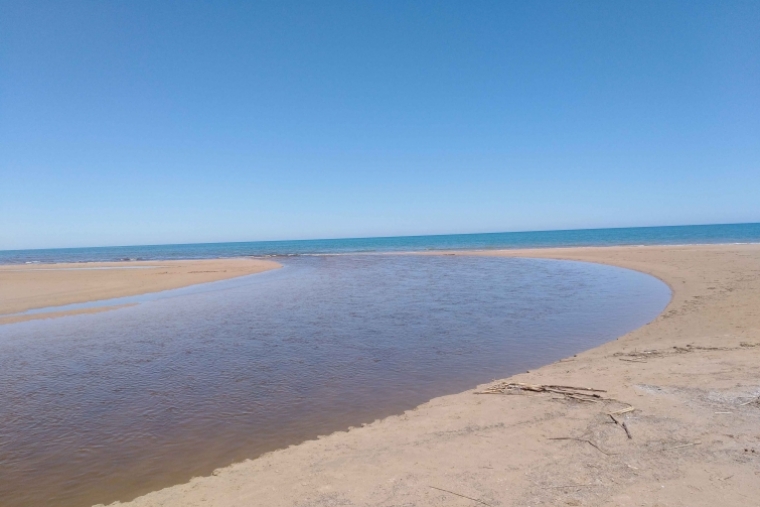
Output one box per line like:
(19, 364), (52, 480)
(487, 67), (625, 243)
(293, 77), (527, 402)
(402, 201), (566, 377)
(1, 1), (759, 250)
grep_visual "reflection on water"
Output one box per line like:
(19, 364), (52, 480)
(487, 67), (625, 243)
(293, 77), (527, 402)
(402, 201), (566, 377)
(0, 255), (670, 507)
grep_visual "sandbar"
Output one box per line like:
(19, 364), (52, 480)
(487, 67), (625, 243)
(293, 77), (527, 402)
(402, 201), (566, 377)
(103, 244), (760, 507)
(0, 258), (281, 324)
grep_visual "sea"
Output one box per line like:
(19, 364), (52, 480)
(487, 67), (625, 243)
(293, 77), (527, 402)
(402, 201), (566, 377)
(1, 222), (759, 264)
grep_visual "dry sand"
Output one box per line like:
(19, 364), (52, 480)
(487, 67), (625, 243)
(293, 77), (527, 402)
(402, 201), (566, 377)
(100, 244), (760, 507)
(0, 258), (280, 324)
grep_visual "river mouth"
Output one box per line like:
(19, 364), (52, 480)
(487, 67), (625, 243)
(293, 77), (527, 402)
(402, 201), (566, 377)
(0, 255), (670, 507)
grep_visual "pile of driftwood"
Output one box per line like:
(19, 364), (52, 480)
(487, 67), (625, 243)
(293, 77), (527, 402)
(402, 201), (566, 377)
(475, 382), (607, 403)
(477, 382), (638, 442)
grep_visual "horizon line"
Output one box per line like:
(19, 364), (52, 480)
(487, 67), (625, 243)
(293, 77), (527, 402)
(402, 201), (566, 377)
(3, 221), (759, 254)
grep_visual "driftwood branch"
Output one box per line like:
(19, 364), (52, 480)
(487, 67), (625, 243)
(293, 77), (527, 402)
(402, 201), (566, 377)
(549, 437), (610, 455)
(541, 483), (596, 489)
(429, 486), (493, 506)
(662, 441), (701, 451)
(609, 406), (635, 415)
(475, 382), (607, 403)
(608, 414), (633, 439)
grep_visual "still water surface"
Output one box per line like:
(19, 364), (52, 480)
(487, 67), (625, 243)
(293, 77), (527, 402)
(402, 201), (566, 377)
(0, 255), (670, 507)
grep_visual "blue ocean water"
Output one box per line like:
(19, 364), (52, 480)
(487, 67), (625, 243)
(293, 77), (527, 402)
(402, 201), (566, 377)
(2, 222), (759, 264)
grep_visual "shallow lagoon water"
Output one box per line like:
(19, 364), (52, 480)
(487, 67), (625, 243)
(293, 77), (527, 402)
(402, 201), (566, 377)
(0, 255), (670, 507)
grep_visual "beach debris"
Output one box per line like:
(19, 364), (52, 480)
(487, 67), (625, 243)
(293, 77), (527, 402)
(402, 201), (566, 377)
(661, 441), (701, 452)
(614, 344), (733, 361)
(541, 483), (597, 490)
(475, 382), (607, 403)
(739, 396), (759, 406)
(549, 437), (610, 456)
(429, 486), (493, 506)
(609, 406), (636, 415)
(608, 413), (633, 439)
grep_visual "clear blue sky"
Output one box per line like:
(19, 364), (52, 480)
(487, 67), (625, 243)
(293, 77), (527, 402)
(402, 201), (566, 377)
(1, 1), (758, 250)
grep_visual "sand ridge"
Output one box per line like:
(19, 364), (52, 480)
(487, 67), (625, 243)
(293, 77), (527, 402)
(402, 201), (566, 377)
(102, 244), (760, 507)
(0, 258), (281, 324)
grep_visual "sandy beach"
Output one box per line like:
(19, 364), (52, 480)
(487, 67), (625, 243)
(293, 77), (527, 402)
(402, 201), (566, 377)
(94, 244), (760, 507)
(0, 258), (281, 325)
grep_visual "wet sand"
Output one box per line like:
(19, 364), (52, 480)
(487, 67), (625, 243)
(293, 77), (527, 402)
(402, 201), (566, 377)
(104, 244), (760, 507)
(0, 258), (280, 324)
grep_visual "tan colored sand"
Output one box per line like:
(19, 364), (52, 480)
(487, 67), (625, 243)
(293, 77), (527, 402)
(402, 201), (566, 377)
(0, 304), (138, 325)
(0, 258), (280, 324)
(101, 244), (759, 507)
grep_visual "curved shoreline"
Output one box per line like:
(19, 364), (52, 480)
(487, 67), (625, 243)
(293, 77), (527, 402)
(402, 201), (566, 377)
(101, 243), (760, 507)
(0, 258), (281, 324)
